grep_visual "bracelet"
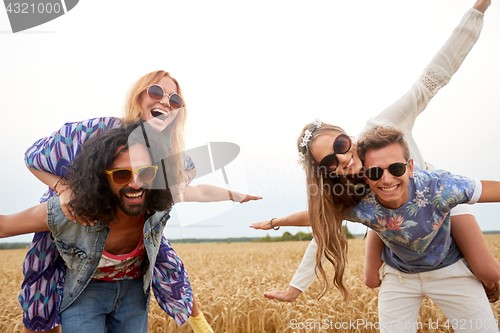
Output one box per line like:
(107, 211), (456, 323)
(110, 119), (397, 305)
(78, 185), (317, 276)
(53, 177), (62, 192)
(58, 187), (68, 196)
(270, 218), (280, 230)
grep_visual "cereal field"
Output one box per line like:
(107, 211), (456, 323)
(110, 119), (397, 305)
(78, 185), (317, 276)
(1, 235), (500, 333)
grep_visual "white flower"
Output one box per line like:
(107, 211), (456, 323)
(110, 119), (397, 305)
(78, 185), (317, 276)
(413, 197), (429, 208)
(300, 130), (312, 148)
(313, 118), (322, 128)
(297, 152), (306, 170)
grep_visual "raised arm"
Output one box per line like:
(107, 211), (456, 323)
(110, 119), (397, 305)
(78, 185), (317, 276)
(364, 5), (485, 133)
(0, 203), (49, 238)
(25, 117), (121, 197)
(473, 0), (491, 13)
(361, 5), (486, 168)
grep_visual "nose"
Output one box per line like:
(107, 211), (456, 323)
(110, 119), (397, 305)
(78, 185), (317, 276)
(158, 96), (172, 109)
(379, 169), (394, 184)
(336, 153), (350, 168)
(128, 173), (143, 189)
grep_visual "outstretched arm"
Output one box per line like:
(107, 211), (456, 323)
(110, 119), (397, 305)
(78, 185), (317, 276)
(478, 181), (500, 202)
(0, 203), (49, 238)
(183, 184), (262, 203)
(250, 210), (309, 230)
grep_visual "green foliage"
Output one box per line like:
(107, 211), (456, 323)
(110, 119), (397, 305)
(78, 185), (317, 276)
(259, 228), (353, 242)
(0, 243), (30, 250)
(343, 226), (354, 239)
(259, 231), (314, 242)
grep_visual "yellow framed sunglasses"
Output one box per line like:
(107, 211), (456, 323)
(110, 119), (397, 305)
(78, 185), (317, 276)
(105, 165), (158, 185)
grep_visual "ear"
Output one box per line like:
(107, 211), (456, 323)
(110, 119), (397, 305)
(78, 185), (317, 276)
(407, 158), (414, 177)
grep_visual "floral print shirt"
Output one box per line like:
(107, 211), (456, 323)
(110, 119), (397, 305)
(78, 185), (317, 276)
(348, 170), (481, 273)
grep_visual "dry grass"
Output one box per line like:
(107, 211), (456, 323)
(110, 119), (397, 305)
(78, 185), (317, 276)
(1, 235), (500, 332)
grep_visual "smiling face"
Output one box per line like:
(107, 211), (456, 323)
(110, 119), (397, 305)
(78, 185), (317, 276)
(139, 76), (180, 132)
(107, 144), (153, 216)
(310, 132), (362, 176)
(363, 143), (414, 209)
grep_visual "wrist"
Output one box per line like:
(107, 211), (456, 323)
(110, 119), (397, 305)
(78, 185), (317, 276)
(52, 177), (62, 193)
(286, 286), (302, 301)
(270, 218), (280, 230)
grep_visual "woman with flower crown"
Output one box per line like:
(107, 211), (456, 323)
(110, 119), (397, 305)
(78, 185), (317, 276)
(251, 0), (500, 311)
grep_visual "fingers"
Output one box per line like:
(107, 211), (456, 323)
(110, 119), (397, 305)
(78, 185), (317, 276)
(249, 221), (270, 230)
(264, 291), (276, 300)
(264, 290), (292, 302)
(240, 194), (263, 203)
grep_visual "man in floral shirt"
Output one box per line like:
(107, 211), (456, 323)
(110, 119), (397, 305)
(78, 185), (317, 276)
(351, 126), (500, 333)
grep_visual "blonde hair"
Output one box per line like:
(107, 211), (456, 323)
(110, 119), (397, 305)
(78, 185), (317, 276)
(298, 123), (368, 301)
(123, 70), (187, 192)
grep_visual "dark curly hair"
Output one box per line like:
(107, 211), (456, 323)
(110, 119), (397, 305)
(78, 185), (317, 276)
(66, 122), (181, 224)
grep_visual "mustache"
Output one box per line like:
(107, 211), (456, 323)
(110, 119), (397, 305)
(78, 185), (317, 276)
(119, 186), (150, 195)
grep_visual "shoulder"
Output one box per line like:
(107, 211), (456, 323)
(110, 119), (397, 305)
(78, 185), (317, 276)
(61, 116), (122, 129)
(412, 169), (453, 183)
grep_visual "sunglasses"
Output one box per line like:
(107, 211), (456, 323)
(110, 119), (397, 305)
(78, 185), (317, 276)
(105, 165), (159, 186)
(365, 160), (410, 181)
(146, 84), (183, 110)
(318, 134), (352, 172)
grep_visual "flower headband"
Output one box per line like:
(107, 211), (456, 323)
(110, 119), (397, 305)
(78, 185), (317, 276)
(298, 119), (322, 169)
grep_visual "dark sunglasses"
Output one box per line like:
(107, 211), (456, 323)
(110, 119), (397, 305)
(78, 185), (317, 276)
(146, 84), (183, 110)
(105, 165), (159, 185)
(318, 134), (352, 172)
(365, 160), (410, 181)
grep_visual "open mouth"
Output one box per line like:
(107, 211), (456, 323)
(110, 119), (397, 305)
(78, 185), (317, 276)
(380, 184), (399, 193)
(344, 156), (354, 170)
(123, 190), (145, 203)
(151, 108), (168, 118)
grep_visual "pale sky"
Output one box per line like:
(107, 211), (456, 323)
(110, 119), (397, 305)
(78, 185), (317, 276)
(1, 0), (500, 243)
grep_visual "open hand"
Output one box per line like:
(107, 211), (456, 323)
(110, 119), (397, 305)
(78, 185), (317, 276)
(231, 192), (263, 203)
(250, 220), (272, 230)
(59, 188), (96, 226)
(264, 287), (302, 302)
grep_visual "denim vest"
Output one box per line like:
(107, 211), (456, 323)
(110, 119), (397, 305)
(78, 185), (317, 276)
(46, 195), (170, 312)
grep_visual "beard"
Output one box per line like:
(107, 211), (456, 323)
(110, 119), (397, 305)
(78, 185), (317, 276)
(111, 187), (149, 217)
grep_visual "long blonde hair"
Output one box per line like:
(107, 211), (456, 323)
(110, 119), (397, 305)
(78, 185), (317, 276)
(123, 70), (187, 192)
(298, 123), (368, 301)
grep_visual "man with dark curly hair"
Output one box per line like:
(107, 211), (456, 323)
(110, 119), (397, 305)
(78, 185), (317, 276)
(0, 122), (192, 333)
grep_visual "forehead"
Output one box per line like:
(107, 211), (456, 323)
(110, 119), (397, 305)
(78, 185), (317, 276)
(110, 144), (152, 170)
(363, 143), (406, 168)
(155, 76), (178, 93)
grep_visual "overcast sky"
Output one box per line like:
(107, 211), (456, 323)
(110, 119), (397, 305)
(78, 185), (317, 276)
(1, 0), (499, 243)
